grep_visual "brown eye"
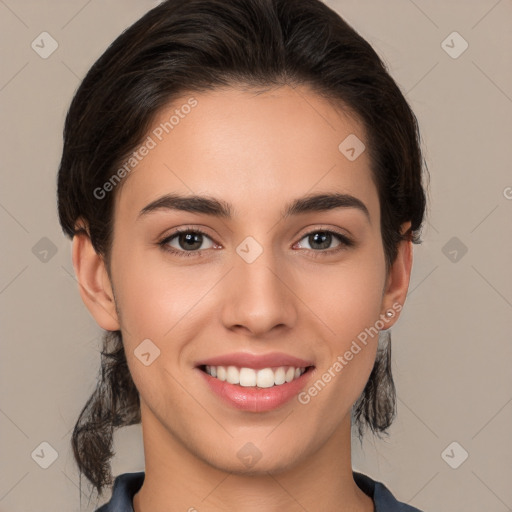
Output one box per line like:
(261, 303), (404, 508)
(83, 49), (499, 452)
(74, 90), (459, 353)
(175, 232), (204, 251)
(294, 229), (354, 257)
(159, 228), (215, 257)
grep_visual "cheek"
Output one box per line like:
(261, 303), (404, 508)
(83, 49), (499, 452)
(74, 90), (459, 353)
(315, 246), (386, 339)
(306, 243), (386, 395)
(111, 247), (202, 339)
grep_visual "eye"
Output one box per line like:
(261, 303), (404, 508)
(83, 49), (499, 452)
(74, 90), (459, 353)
(159, 228), (217, 257)
(294, 229), (354, 256)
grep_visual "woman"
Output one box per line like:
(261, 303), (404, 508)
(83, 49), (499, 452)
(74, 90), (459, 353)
(57, 0), (428, 510)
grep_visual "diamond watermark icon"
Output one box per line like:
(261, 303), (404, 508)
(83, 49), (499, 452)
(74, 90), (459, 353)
(441, 31), (468, 59)
(31, 32), (58, 59)
(441, 441), (468, 469)
(134, 338), (161, 366)
(236, 236), (263, 264)
(237, 442), (262, 468)
(338, 134), (365, 161)
(31, 441), (59, 469)
(32, 237), (58, 263)
(442, 236), (468, 263)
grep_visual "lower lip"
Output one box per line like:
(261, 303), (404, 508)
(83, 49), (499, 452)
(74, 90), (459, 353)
(198, 368), (314, 412)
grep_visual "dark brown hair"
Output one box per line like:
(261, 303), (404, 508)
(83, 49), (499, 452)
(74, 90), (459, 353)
(57, 0), (428, 501)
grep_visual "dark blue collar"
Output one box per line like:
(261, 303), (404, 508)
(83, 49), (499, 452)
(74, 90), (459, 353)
(96, 470), (424, 511)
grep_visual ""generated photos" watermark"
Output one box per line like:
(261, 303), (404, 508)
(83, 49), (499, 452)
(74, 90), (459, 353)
(298, 302), (402, 405)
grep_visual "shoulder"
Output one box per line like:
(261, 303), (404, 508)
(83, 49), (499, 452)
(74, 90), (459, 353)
(95, 472), (145, 512)
(353, 471), (425, 512)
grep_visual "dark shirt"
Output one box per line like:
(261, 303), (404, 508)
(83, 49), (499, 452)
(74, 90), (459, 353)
(95, 471), (424, 511)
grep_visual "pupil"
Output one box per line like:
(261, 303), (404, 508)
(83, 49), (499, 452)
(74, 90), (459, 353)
(311, 232), (330, 250)
(181, 232), (201, 250)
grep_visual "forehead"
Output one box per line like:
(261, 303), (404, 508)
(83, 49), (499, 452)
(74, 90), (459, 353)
(113, 85), (378, 223)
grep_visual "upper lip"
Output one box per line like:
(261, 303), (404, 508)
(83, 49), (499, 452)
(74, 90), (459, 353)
(195, 352), (314, 370)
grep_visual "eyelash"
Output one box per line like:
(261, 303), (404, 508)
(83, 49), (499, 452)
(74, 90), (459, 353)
(158, 227), (354, 259)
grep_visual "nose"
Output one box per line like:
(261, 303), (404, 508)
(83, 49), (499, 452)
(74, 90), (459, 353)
(220, 245), (298, 337)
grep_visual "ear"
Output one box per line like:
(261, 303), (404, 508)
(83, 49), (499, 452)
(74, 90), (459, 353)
(71, 224), (120, 331)
(380, 221), (413, 327)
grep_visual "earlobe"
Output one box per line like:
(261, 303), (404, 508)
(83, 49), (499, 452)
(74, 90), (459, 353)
(72, 229), (120, 331)
(381, 222), (414, 327)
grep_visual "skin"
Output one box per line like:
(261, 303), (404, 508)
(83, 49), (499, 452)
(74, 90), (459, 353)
(72, 84), (413, 512)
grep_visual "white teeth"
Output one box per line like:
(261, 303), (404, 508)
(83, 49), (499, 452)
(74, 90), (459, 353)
(256, 368), (275, 388)
(226, 365), (239, 385)
(204, 365), (308, 387)
(274, 367), (286, 385)
(216, 366), (227, 381)
(239, 367), (256, 387)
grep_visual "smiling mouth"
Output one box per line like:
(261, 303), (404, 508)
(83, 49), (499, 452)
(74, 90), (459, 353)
(198, 364), (315, 388)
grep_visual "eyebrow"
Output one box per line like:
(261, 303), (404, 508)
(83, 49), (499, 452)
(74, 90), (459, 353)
(137, 192), (371, 223)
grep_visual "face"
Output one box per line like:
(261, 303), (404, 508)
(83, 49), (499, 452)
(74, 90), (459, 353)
(83, 84), (410, 475)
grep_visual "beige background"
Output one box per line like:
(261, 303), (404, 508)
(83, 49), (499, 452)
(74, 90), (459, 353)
(1, 0), (511, 511)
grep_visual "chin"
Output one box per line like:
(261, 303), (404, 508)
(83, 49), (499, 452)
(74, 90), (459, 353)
(210, 455), (299, 477)
(199, 440), (307, 477)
